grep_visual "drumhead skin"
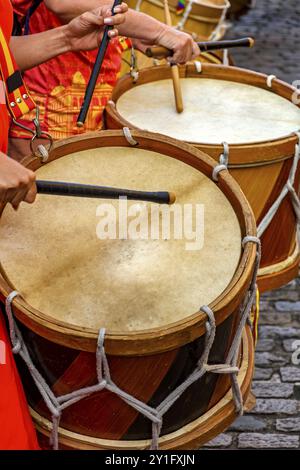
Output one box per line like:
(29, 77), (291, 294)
(0, 146), (241, 332)
(116, 78), (300, 145)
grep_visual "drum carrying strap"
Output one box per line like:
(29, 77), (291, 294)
(0, 27), (52, 159)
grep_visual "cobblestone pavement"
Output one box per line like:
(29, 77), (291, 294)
(225, 0), (300, 85)
(204, 0), (300, 450)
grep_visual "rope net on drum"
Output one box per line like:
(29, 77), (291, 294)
(257, 132), (300, 240)
(214, 131), (300, 243)
(5, 234), (260, 450)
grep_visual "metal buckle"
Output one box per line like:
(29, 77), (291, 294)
(12, 106), (53, 162)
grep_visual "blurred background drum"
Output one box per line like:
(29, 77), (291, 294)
(105, 64), (300, 292)
(127, 0), (231, 40)
(0, 130), (257, 449)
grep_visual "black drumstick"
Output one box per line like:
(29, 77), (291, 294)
(145, 37), (255, 59)
(36, 180), (176, 205)
(77, 0), (122, 127)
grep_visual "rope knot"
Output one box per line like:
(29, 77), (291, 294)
(12, 339), (22, 354)
(212, 163), (227, 182)
(219, 142), (229, 166)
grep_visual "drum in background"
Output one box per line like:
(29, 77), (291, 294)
(127, 0), (230, 41)
(105, 65), (300, 292)
(0, 130), (258, 449)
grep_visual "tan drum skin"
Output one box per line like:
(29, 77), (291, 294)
(105, 64), (300, 292)
(0, 130), (257, 449)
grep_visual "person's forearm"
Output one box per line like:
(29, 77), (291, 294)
(10, 26), (70, 71)
(46, 0), (165, 43)
(120, 10), (165, 43)
(45, 0), (104, 23)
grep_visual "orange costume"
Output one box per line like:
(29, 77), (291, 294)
(0, 0), (39, 450)
(10, 0), (130, 140)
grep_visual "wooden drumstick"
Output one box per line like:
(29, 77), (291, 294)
(146, 37), (255, 59)
(36, 180), (176, 205)
(163, 0), (184, 113)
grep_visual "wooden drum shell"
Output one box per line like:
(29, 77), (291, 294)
(104, 65), (300, 292)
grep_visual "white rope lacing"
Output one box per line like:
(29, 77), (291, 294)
(130, 47), (139, 82)
(258, 132), (300, 238)
(107, 99), (116, 108)
(194, 60), (202, 73)
(177, 0), (194, 31)
(135, 0), (142, 11)
(36, 144), (49, 162)
(209, 0), (230, 41)
(223, 48), (229, 66)
(266, 74), (277, 88)
(5, 233), (260, 450)
(123, 127), (138, 146)
(212, 142), (229, 181)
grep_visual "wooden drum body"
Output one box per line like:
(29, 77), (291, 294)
(105, 65), (300, 292)
(127, 0), (230, 41)
(0, 130), (257, 449)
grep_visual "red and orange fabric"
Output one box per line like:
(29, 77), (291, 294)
(10, 0), (131, 140)
(0, 0), (39, 450)
(0, 0), (13, 153)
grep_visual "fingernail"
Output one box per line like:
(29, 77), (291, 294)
(114, 7), (121, 12)
(104, 17), (113, 24)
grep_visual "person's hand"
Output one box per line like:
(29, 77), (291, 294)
(0, 153), (37, 210)
(133, 26), (200, 64)
(63, 3), (128, 52)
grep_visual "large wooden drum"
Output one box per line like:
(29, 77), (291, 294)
(0, 130), (258, 449)
(105, 65), (300, 292)
(127, 0), (230, 40)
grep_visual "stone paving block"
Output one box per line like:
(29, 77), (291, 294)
(259, 327), (300, 339)
(229, 416), (267, 432)
(282, 339), (300, 353)
(252, 381), (294, 398)
(249, 399), (298, 415)
(238, 433), (299, 449)
(280, 367), (300, 382)
(255, 352), (287, 366)
(275, 301), (300, 313)
(254, 368), (274, 380)
(255, 339), (275, 352)
(203, 434), (233, 447)
(293, 384), (300, 400)
(276, 418), (300, 432)
(259, 313), (292, 325)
